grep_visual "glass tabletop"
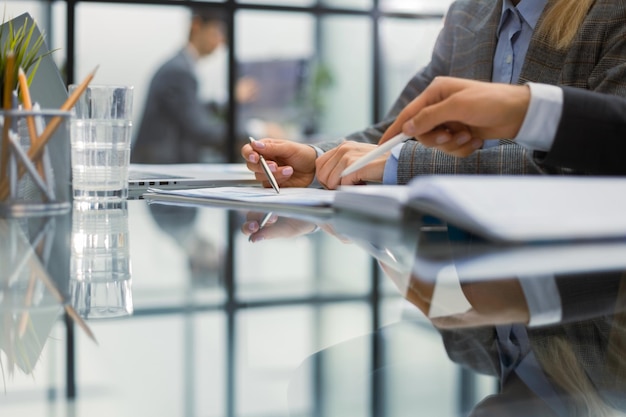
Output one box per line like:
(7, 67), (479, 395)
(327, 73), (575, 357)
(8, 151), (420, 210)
(2, 198), (625, 417)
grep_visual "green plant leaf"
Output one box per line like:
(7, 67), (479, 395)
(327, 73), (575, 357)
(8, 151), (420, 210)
(0, 16), (56, 100)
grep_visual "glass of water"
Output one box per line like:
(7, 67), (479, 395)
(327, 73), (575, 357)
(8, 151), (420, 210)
(69, 84), (133, 202)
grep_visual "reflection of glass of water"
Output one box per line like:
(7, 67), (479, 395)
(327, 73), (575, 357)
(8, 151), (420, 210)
(70, 201), (133, 319)
(70, 119), (132, 200)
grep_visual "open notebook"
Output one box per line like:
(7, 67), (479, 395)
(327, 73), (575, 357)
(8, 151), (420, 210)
(335, 175), (626, 243)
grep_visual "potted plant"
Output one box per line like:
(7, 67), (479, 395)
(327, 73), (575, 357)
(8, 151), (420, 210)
(0, 14), (55, 100)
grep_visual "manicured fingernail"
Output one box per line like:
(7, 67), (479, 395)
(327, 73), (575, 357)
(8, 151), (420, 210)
(248, 154), (258, 163)
(436, 134), (450, 145)
(403, 121), (416, 136)
(269, 164), (277, 172)
(456, 133), (471, 145)
(248, 222), (258, 232)
(253, 140), (265, 149)
(471, 140), (483, 149)
(282, 167), (294, 176)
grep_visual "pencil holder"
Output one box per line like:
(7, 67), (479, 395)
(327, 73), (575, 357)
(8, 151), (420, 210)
(0, 108), (72, 217)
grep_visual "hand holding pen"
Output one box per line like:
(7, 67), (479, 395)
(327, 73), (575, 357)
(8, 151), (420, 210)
(243, 138), (317, 189)
(248, 136), (280, 194)
(242, 211), (277, 242)
(241, 211), (326, 243)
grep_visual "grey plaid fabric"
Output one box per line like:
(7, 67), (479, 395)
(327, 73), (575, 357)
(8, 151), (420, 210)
(330, 0), (626, 183)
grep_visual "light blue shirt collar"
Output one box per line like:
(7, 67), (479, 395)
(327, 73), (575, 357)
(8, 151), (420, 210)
(497, 0), (548, 35)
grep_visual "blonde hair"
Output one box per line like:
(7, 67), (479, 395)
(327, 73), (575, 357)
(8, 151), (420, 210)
(536, 0), (595, 49)
(534, 336), (619, 417)
(532, 275), (626, 417)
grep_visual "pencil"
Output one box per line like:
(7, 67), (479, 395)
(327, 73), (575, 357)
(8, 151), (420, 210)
(64, 304), (98, 345)
(17, 270), (38, 338)
(34, 264), (98, 344)
(35, 65), (99, 154)
(1, 51), (16, 184)
(17, 67), (44, 179)
(0, 65), (99, 201)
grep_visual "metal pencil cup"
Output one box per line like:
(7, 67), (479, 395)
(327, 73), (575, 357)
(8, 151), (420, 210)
(0, 108), (72, 217)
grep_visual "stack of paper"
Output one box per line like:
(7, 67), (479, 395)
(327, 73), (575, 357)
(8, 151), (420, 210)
(145, 175), (626, 243)
(145, 186), (336, 216)
(336, 176), (626, 243)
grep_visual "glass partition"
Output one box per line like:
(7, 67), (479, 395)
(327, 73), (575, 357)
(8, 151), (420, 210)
(75, 3), (237, 163)
(1, 1), (48, 23)
(321, 0), (372, 10)
(379, 17), (443, 114)
(317, 15), (372, 139)
(235, 10), (315, 141)
(75, 3), (189, 132)
(380, 0), (453, 14)
(237, 0), (315, 6)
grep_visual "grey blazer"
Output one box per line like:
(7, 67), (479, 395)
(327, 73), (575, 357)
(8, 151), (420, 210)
(131, 49), (226, 164)
(322, 0), (626, 183)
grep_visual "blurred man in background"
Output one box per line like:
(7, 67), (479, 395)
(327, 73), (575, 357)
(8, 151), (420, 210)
(132, 6), (257, 164)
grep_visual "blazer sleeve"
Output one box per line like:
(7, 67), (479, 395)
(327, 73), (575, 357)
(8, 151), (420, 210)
(537, 87), (626, 175)
(554, 272), (624, 324)
(395, 141), (545, 184)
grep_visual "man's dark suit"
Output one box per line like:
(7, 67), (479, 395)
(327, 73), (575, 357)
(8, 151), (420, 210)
(540, 87), (626, 176)
(131, 48), (225, 164)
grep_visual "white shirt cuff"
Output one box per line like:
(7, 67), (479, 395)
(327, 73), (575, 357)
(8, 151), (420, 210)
(309, 145), (325, 188)
(309, 144), (324, 158)
(514, 82), (563, 152)
(519, 274), (562, 327)
(427, 265), (472, 318)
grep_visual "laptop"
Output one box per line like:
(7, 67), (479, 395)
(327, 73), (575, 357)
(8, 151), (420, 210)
(128, 163), (259, 199)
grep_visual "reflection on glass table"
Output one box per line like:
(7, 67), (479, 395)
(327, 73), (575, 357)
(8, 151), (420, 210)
(231, 207), (375, 300)
(0, 213), (96, 384)
(345, 219), (626, 417)
(70, 201), (133, 319)
(0, 217), (64, 380)
(3, 198), (626, 416)
(147, 203), (223, 288)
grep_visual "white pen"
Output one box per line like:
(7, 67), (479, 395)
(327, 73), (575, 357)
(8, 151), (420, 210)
(340, 133), (411, 178)
(249, 136), (280, 194)
(258, 211), (274, 229)
(248, 211), (274, 242)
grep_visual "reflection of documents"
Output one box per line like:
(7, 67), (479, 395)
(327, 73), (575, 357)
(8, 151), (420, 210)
(145, 186), (336, 216)
(412, 239), (626, 283)
(330, 212), (420, 272)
